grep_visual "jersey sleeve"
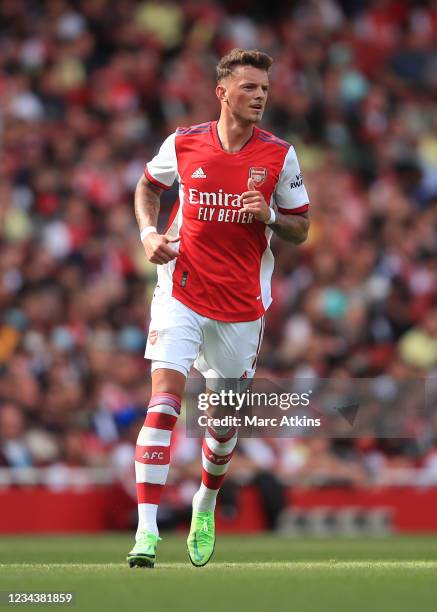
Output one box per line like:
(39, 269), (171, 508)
(274, 147), (309, 214)
(144, 133), (177, 190)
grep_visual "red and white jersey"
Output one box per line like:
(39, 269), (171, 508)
(145, 121), (309, 322)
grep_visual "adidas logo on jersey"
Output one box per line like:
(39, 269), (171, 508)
(191, 167), (207, 178)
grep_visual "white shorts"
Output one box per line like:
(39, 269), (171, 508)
(145, 288), (265, 379)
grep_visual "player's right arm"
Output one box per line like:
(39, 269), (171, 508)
(135, 177), (179, 264)
(135, 133), (179, 265)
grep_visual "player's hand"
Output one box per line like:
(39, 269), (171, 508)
(240, 178), (272, 223)
(142, 232), (180, 265)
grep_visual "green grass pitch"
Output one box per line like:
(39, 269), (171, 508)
(1, 534), (437, 612)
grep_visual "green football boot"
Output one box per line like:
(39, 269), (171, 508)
(187, 510), (215, 567)
(127, 531), (161, 568)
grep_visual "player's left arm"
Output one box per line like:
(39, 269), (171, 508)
(241, 146), (310, 245)
(269, 210), (309, 244)
(240, 180), (310, 244)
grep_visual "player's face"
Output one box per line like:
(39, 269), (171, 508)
(218, 66), (269, 124)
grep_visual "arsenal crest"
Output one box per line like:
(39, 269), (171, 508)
(249, 167), (267, 186)
(149, 330), (158, 345)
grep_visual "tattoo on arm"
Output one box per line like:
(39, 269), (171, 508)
(271, 211), (310, 244)
(134, 176), (163, 232)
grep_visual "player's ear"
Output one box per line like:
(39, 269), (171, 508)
(216, 83), (227, 103)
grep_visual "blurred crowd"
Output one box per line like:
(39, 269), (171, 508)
(1, 0), (437, 504)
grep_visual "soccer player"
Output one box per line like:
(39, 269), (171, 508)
(127, 48), (310, 568)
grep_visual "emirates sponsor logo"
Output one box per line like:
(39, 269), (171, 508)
(187, 188), (254, 224)
(188, 188), (241, 207)
(249, 167), (267, 186)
